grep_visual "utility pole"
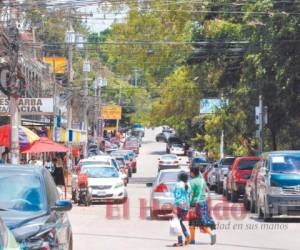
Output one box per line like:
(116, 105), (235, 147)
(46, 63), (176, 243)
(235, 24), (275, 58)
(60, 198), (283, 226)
(116, 79), (122, 132)
(82, 49), (90, 158)
(65, 22), (75, 130)
(9, 0), (20, 164)
(259, 95), (264, 154)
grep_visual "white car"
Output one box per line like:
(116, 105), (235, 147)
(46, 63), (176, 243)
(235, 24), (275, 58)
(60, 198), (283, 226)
(72, 155), (128, 201)
(81, 165), (127, 203)
(170, 144), (185, 155)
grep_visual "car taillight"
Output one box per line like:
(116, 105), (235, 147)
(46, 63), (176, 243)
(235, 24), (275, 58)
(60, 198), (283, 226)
(159, 160), (164, 164)
(154, 183), (168, 192)
(174, 161), (179, 164)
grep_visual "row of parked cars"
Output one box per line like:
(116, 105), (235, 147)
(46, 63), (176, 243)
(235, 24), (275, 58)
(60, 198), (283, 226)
(72, 134), (142, 205)
(203, 151), (300, 221)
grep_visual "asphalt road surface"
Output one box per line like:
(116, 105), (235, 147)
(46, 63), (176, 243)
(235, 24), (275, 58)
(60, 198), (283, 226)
(69, 128), (300, 250)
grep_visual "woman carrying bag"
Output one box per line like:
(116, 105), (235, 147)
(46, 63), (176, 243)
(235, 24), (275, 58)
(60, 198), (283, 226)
(189, 165), (216, 245)
(171, 171), (191, 247)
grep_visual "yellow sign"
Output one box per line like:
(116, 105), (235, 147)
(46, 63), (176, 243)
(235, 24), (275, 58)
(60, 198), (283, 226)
(101, 106), (122, 120)
(43, 57), (67, 74)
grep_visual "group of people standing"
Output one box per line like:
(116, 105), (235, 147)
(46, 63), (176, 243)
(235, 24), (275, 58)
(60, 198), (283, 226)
(172, 166), (216, 247)
(29, 156), (66, 188)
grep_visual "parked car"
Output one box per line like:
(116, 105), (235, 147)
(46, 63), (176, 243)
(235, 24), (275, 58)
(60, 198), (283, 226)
(223, 175), (227, 196)
(170, 144), (185, 156)
(80, 165), (127, 204)
(226, 156), (260, 202)
(256, 151), (300, 221)
(215, 156), (236, 194)
(243, 161), (263, 212)
(191, 156), (210, 173)
(123, 138), (140, 154)
(0, 166), (73, 250)
(110, 150), (133, 174)
(158, 154), (180, 172)
(147, 169), (189, 219)
(166, 135), (182, 153)
(72, 155), (127, 200)
(156, 132), (171, 143)
(110, 152), (132, 177)
(0, 217), (20, 250)
(204, 163), (218, 190)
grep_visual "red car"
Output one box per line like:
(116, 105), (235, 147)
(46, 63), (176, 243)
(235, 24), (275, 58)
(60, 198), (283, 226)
(226, 156), (260, 202)
(123, 140), (139, 154)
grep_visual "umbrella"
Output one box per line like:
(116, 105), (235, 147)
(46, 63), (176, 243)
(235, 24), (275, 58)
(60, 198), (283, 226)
(0, 124), (40, 148)
(21, 137), (68, 154)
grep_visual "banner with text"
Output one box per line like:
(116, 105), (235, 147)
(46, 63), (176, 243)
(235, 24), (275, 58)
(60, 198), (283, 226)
(0, 98), (54, 115)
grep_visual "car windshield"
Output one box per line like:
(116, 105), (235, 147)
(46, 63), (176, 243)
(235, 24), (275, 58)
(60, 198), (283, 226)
(238, 160), (259, 170)
(0, 173), (46, 212)
(161, 155), (177, 160)
(271, 155), (300, 173)
(82, 160), (110, 166)
(173, 144), (183, 148)
(81, 167), (119, 178)
(221, 158), (235, 166)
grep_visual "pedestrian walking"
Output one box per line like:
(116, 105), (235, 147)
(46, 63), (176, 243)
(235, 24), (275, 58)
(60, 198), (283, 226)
(188, 165), (216, 245)
(172, 171), (191, 247)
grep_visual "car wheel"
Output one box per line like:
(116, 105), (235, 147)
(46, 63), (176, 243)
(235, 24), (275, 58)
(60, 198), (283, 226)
(226, 189), (231, 201)
(231, 190), (239, 203)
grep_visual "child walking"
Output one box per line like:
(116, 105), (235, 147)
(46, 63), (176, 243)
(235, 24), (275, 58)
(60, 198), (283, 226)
(189, 165), (216, 245)
(172, 171), (191, 247)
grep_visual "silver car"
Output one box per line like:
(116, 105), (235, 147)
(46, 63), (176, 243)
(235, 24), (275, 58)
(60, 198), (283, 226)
(147, 169), (189, 219)
(158, 154), (180, 172)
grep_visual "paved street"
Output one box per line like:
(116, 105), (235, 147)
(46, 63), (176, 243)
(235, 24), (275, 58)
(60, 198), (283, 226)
(69, 129), (300, 250)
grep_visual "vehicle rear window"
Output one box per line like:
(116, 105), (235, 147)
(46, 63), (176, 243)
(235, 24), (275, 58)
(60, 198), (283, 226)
(161, 155), (177, 160)
(221, 158), (235, 166)
(159, 172), (189, 183)
(237, 160), (259, 170)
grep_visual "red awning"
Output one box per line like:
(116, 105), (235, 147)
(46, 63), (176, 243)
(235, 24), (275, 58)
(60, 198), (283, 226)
(21, 137), (68, 154)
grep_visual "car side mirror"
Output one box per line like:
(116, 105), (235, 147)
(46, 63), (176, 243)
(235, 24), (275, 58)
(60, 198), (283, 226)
(146, 182), (153, 187)
(51, 200), (72, 212)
